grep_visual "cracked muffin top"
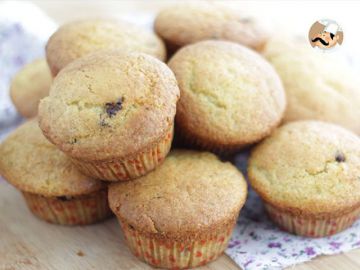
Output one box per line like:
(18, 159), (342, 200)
(0, 119), (104, 197)
(248, 121), (360, 217)
(108, 150), (247, 239)
(168, 40), (286, 149)
(39, 51), (179, 161)
(155, 2), (268, 51)
(10, 59), (52, 118)
(262, 38), (360, 135)
(46, 19), (166, 76)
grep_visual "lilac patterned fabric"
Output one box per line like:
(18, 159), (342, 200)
(0, 21), (43, 136)
(0, 1), (56, 140)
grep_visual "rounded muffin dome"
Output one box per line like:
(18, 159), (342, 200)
(10, 59), (52, 118)
(155, 2), (268, 51)
(249, 120), (360, 216)
(262, 38), (360, 134)
(46, 19), (166, 75)
(39, 50), (179, 162)
(109, 150), (247, 237)
(168, 40), (286, 152)
(0, 119), (104, 197)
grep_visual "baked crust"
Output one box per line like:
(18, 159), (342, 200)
(155, 2), (268, 51)
(46, 19), (166, 75)
(108, 150), (247, 241)
(10, 59), (52, 118)
(248, 120), (360, 218)
(39, 51), (180, 161)
(263, 38), (360, 135)
(168, 40), (286, 150)
(0, 119), (105, 197)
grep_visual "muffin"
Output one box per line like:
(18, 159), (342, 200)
(248, 121), (360, 237)
(108, 150), (247, 269)
(39, 51), (179, 181)
(46, 19), (166, 76)
(263, 38), (360, 134)
(155, 2), (268, 54)
(168, 40), (286, 154)
(0, 119), (111, 225)
(10, 59), (52, 118)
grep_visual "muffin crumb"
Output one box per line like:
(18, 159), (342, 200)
(99, 118), (111, 128)
(76, 250), (85, 257)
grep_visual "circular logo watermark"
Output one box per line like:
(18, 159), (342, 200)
(308, 19), (343, 52)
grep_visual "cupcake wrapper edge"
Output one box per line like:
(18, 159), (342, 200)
(22, 189), (112, 225)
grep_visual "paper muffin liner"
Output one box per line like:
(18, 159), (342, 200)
(72, 127), (173, 181)
(22, 189), (112, 225)
(118, 219), (234, 269)
(175, 125), (242, 156)
(265, 203), (360, 237)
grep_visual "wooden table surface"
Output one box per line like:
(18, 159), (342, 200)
(2, 1), (359, 269)
(1, 180), (360, 270)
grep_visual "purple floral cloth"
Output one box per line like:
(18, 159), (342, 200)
(0, 1), (56, 140)
(226, 153), (360, 270)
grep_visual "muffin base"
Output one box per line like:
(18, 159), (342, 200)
(265, 203), (360, 237)
(72, 127), (173, 181)
(118, 219), (235, 269)
(175, 125), (241, 156)
(22, 189), (112, 225)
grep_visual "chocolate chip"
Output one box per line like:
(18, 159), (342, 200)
(69, 138), (77, 144)
(105, 97), (124, 118)
(335, 151), (346, 162)
(57, 196), (69, 201)
(129, 224), (135, 230)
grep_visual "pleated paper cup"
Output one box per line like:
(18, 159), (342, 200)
(22, 189), (112, 225)
(72, 127), (173, 181)
(118, 219), (235, 269)
(265, 203), (360, 237)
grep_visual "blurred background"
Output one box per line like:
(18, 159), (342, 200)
(31, 0), (360, 55)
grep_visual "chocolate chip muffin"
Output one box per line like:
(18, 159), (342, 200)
(108, 150), (247, 269)
(248, 121), (360, 237)
(39, 50), (179, 181)
(263, 38), (360, 134)
(0, 119), (111, 225)
(10, 59), (52, 118)
(46, 19), (166, 76)
(168, 40), (286, 154)
(155, 2), (268, 54)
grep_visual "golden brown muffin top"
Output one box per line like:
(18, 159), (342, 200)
(109, 150), (247, 239)
(0, 119), (104, 197)
(168, 40), (286, 148)
(155, 2), (268, 51)
(263, 38), (360, 134)
(46, 19), (166, 75)
(248, 121), (360, 217)
(10, 59), (52, 118)
(39, 51), (179, 161)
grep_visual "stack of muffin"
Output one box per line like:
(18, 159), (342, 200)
(1, 3), (360, 269)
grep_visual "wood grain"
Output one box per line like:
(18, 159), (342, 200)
(1, 181), (359, 270)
